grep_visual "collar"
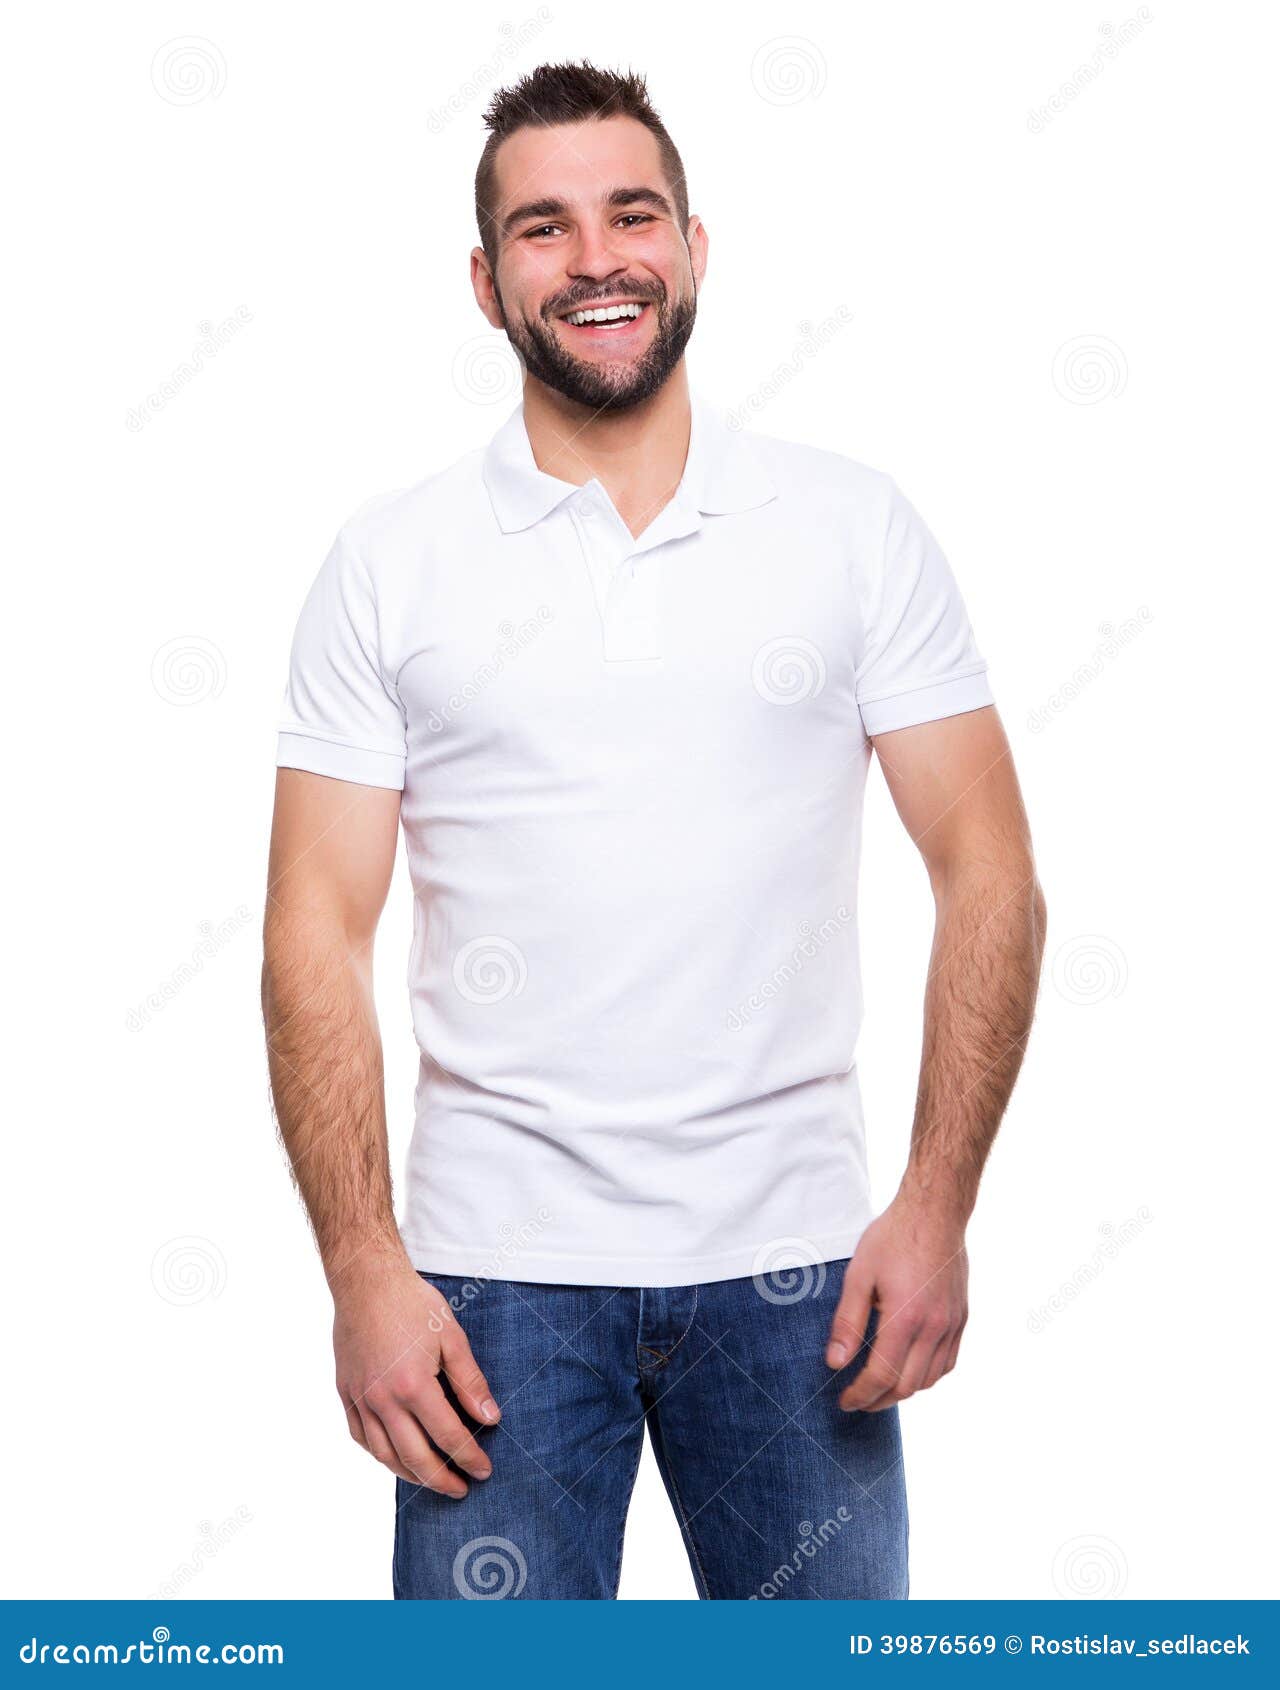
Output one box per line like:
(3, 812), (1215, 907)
(480, 386), (778, 535)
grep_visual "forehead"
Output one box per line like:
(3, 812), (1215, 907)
(490, 115), (668, 215)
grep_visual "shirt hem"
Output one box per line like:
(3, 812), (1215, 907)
(399, 1225), (869, 1289)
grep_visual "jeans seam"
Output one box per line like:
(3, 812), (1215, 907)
(610, 1421), (646, 1598)
(648, 1401), (715, 1599)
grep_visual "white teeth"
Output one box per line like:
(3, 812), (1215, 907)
(564, 303), (645, 326)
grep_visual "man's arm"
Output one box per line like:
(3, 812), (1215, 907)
(262, 767), (500, 1496)
(827, 705), (1047, 1410)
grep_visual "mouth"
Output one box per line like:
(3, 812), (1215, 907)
(553, 299), (654, 344)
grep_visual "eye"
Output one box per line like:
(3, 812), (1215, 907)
(617, 214), (655, 228)
(523, 224), (563, 240)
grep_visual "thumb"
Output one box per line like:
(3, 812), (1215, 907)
(827, 1269), (874, 1369)
(440, 1327), (502, 1425)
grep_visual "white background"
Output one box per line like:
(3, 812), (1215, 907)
(4, 0), (1277, 1601)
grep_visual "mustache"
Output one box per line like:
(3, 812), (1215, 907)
(543, 284), (665, 318)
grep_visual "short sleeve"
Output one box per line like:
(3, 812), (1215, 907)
(854, 479), (995, 736)
(276, 526), (407, 790)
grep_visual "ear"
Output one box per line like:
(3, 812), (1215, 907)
(470, 247), (504, 331)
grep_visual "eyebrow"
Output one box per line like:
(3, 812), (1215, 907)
(500, 185), (673, 240)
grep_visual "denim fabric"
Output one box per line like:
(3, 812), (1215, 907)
(392, 1261), (908, 1600)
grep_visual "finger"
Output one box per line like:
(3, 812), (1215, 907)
(439, 1328), (501, 1426)
(827, 1275), (874, 1369)
(838, 1316), (912, 1411)
(358, 1403), (462, 1495)
(414, 1381), (494, 1481)
(864, 1333), (941, 1411)
(920, 1327), (957, 1393)
(381, 1404), (472, 1497)
(343, 1400), (370, 1452)
(936, 1320), (966, 1382)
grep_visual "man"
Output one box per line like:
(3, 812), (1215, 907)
(263, 60), (1046, 1601)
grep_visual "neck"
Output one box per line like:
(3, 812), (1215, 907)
(521, 370), (693, 540)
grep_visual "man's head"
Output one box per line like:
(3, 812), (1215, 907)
(473, 61), (704, 413)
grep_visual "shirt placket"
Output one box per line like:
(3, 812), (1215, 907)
(570, 483), (703, 663)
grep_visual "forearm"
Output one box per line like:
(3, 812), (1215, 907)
(897, 863), (1047, 1226)
(262, 911), (408, 1294)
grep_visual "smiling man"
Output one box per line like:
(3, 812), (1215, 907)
(263, 61), (1047, 1601)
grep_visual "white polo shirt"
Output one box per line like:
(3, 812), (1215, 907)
(277, 387), (995, 1287)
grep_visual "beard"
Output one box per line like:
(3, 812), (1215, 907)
(496, 280), (697, 413)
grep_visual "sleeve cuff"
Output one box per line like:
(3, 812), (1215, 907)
(857, 668), (995, 736)
(276, 729), (406, 791)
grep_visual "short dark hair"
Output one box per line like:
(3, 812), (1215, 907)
(475, 60), (689, 273)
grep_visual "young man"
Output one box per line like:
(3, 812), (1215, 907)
(263, 61), (1046, 1601)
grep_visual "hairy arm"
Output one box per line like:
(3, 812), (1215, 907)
(263, 768), (499, 1495)
(827, 705), (1047, 1409)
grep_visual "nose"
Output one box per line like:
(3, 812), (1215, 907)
(566, 220), (629, 284)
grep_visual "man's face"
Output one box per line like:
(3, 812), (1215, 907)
(476, 116), (704, 412)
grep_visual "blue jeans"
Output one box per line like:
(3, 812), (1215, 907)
(392, 1261), (908, 1599)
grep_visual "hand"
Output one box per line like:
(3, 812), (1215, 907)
(332, 1259), (500, 1498)
(825, 1196), (969, 1412)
